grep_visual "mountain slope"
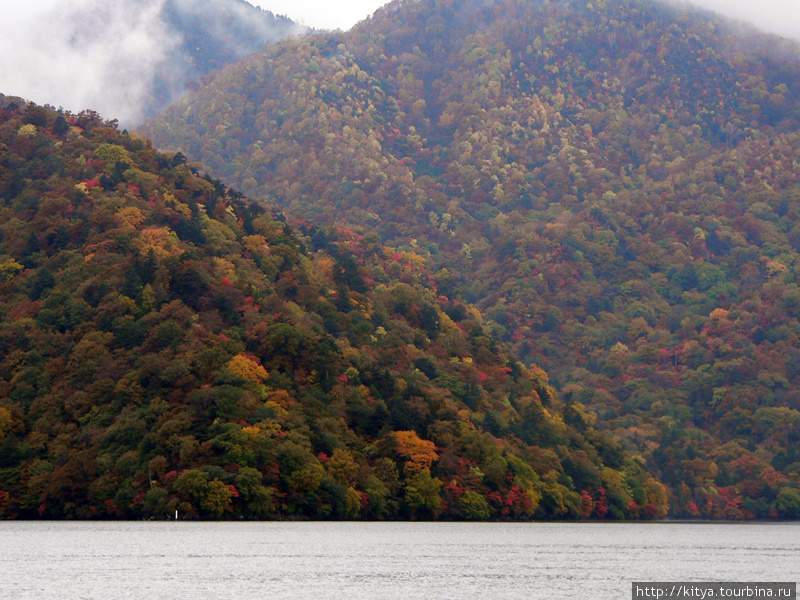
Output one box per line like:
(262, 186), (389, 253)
(0, 97), (669, 520)
(154, 0), (304, 113)
(141, 0), (800, 518)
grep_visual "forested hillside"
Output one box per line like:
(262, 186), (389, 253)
(141, 0), (800, 518)
(155, 0), (303, 113)
(0, 98), (669, 520)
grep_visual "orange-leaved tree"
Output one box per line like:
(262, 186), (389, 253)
(392, 430), (438, 474)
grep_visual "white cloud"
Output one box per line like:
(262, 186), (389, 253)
(0, 0), (178, 126)
(676, 0), (800, 40)
(253, 0), (800, 37)
(252, 0), (387, 30)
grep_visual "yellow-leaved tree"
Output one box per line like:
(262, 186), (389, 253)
(227, 353), (269, 385)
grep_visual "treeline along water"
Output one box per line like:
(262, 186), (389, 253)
(1, 522), (798, 599)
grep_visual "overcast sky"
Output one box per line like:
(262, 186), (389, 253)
(256, 0), (800, 37)
(678, 0), (800, 40)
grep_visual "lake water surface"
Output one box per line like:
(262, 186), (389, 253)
(1, 521), (798, 599)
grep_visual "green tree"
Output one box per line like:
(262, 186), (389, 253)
(775, 488), (800, 519)
(404, 469), (442, 518)
(459, 490), (491, 520)
(174, 469), (233, 518)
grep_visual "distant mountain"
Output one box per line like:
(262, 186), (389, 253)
(153, 0), (305, 114)
(0, 97), (667, 520)
(140, 0), (800, 519)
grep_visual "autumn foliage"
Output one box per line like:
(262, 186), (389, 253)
(139, 0), (800, 519)
(0, 98), (671, 520)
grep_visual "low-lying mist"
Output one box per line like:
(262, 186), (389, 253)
(0, 0), (303, 127)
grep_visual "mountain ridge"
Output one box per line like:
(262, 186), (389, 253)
(0, 96), (674, 520)
(140, 0), (800, 518)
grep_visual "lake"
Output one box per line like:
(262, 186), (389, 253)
(1, 521), (798, 599)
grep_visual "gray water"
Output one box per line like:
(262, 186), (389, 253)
(1, 521), (798, 599)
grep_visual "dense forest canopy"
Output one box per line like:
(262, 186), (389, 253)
(140, 0), (800, 519)
(0, 97), (675, 520)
